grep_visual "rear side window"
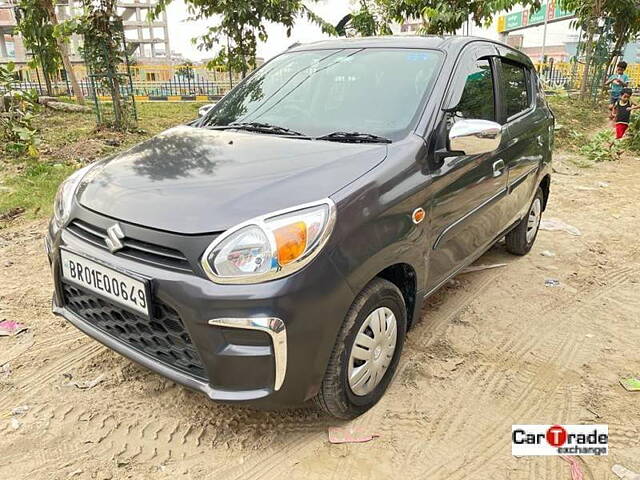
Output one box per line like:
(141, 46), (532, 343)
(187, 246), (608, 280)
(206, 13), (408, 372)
(501, 61), (530, 118)
(454, 59), (495, 121)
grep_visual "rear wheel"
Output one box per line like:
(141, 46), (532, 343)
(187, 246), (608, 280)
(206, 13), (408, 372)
(505, 187), (544, 255)
(314, 278), (406, 419)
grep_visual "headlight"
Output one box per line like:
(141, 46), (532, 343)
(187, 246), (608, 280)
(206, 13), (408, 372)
(201, 199), (337, 284)
(53, 164), (94, 226)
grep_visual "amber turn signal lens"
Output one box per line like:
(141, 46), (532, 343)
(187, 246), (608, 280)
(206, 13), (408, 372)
(274, 221), (307, 266)
(412, 208), (425, 224)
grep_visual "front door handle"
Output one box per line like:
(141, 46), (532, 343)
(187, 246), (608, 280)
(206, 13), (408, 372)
(493, 159), (505, 177)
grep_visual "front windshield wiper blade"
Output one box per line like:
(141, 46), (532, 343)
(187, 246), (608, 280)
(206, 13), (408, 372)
(206, 122), (308, 137)
(315, 131), (392, 144)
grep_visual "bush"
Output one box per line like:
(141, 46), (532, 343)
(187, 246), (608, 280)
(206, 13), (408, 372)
(579, 129), (623, 162)
(623, 116), (640, 153)
(0, 62), (41, 156)
(547, 95), (607, 151)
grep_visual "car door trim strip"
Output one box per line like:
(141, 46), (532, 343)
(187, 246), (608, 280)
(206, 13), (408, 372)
(432, 186), (508, 250)
(507, 165), (539, 193)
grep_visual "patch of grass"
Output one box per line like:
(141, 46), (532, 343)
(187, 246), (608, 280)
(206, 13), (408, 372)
(138, 102), (203, 133)
(0, 101), (206, 222)
(547, 95), (608, 151)
(0, 162), (76, 221)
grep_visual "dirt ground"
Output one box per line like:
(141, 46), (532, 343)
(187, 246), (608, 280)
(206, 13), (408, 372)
(1, 153), (639, 480)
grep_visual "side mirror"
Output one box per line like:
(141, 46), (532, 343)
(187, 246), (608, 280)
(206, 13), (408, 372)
(198, 104), (215, 117)
(448, 119), (502, 156)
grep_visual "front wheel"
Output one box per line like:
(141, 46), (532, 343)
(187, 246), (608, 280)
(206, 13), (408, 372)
(314, 278), (407, 419)
(505, 187), (544, 255)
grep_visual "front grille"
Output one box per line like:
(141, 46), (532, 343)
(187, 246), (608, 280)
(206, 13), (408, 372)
(66, 220), (192, 273)
(62, 282), (207, 380)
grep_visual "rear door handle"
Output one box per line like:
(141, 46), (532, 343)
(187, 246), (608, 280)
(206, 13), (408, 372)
(493, 159), (505, 177)
(537, 135), (544, 147)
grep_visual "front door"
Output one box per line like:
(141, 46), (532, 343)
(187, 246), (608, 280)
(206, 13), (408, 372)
(425, 47), (509, 292)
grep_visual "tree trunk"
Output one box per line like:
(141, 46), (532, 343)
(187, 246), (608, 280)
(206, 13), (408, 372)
(42, 70), (53, 96)
(35, 37), (53, 96)
(580, 22), (595, 100)
(41, 0), (85, 105)
(111, 73), (125, 129)
(42, 67), (53, 96)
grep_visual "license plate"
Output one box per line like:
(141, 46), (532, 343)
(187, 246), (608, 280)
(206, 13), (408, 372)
(60, 249), (150, 317)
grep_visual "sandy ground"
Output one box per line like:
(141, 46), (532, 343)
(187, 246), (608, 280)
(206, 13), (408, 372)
(1, 153), (639, 480)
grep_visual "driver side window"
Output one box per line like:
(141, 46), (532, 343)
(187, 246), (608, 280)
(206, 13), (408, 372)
(454, 59), (495, 121)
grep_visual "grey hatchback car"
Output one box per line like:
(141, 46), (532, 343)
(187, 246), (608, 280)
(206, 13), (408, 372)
(47, 36), (553, 419)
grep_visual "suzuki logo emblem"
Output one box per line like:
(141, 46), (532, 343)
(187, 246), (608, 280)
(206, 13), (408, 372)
(105, 223), (125, 253)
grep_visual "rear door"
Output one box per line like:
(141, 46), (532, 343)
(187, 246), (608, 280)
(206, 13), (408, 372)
(425, 44), (510, 292)
(495, 51), (550, 222)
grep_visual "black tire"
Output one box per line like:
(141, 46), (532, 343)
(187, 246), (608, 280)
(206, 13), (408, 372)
(505, 187), (544, 256)
(314, 278), (407, 419)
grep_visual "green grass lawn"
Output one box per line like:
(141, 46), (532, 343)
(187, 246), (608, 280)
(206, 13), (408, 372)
(0, 102), (206, 223)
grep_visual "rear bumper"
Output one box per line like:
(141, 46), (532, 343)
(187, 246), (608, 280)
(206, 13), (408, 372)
(48, 211), (356, 409)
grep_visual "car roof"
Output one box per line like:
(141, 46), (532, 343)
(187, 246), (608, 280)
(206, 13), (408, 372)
(286, 35), (532, 66)
(287, 35), (454, 51)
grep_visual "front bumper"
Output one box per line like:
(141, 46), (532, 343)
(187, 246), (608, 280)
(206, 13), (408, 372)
(48, 210), (355, 409)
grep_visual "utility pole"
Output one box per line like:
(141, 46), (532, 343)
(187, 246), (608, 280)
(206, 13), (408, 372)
(540, 2), (549, 63)
(226, 36), (233, 90)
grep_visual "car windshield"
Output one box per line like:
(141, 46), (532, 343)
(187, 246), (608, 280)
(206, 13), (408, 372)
(201, 48), (443, 140)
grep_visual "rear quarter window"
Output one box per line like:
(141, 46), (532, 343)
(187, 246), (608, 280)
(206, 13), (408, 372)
(501, 61), (531, 119)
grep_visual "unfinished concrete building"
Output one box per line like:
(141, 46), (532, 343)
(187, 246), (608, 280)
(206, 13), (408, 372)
(0, 0), (170, 65)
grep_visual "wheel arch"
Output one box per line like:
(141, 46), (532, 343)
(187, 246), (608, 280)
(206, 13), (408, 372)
(539, 174), (551, 210)
(375, 263), (419, 330)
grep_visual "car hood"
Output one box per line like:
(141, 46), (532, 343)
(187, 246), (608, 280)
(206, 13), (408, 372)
(77, 125), (387, 234)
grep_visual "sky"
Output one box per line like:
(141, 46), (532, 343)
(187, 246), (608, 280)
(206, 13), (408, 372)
(164, 0), (579, 63)
(165, 0), (354, 62)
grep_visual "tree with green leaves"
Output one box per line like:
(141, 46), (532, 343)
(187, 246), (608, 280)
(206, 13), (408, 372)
(561, 0), (605, 98)
(40, 0), (85, 104)
(0, 62), (40, 156)
(176, 61), (195, 80)
(560, 0), (640, 100)
(69, 0), (135, 129)
(599, 0), (640, 79)
(560, 0), (640, 99)
(152, 0), (336, 78)
(336, 0), (393, 37)
(14, 0), (61, 96)
(344, 0), (542, 36)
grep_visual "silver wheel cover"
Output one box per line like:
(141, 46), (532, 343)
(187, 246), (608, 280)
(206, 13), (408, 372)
(526, 198), (542, 243)
(348, 306), (398, 396)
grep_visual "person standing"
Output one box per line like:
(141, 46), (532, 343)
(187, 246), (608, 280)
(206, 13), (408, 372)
(606, 61), (630, 118)
(612, 88), (640, 139)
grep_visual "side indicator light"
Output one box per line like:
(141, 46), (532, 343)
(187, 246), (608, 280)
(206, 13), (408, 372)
(412, 208), (426, 224)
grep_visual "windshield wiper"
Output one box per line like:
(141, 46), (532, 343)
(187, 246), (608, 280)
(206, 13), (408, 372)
(206, 122), (308, 137)
(315, 131), (392, 144)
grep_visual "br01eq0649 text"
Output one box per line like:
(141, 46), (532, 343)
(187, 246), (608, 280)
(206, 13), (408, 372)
(61, 249), (149, 316)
